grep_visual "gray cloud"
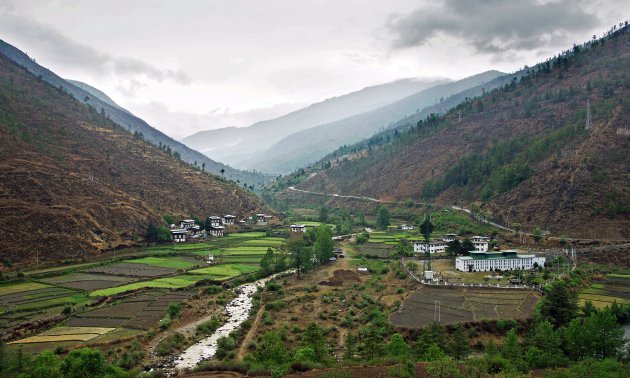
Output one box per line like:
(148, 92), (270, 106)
(0, 7), (190, 84)
(387, 0), (600, 56)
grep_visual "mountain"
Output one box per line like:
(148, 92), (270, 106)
(0, 53), (266, 266)
(180, 77), (447, 168)
(284, 25), (630, 239)
(0, 40), (268, 186)
(66, 79), (129, 113)
(247, 71), (504, 174)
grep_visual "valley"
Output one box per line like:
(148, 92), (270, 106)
(0, 6), (628, 378)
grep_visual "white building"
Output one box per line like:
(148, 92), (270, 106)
(413, 240), (448, 254)
(256, 213), (267, 223)
(455, 250), (546, 272)
(209, 225), (224, 237)
(208, 216), (222, 227)
(443, 234), (457, 242)
(170, 229), (187, 243)
(471, 236), (490, 252)
(290, 224), (306, 233)
(223, 215), (235, 226)
(178, 219), (196, 229)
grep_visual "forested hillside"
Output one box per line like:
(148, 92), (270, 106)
(286, 24), (630, 239)
(0, 54), (265, 266)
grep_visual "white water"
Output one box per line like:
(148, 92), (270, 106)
(173, 272), (290, 371)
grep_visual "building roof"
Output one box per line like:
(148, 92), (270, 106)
(290, 224), (305, 228)
(208, 216), (221, 220)
(211, 225), (225, 230)
(181, 219), (195, 223)
(458, 250), (540, 260)
(171, 229), (188, 234)
(224, 215), (235, 218)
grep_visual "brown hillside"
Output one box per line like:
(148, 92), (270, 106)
(0, 55), (264, 266)
(295, 27), (630, 238)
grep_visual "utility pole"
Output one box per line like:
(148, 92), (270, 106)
(586, 98), (593, 130)
(420, 212), (434, 274)
(434, 300), (441, 323)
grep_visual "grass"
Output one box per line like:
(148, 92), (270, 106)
(608, 273), (630, 279)
(25, 263), (101, 276)
(0, 282), (51, 296)
(42, 326), (114, 336)
(227, 232), (267, 238)
(579, 293), (630, 305)
(90, 275), (206, 297)
(188, 264), (259, 279)
(124, 257), (197, 269)
(13, 294), (87, 311)
(11, 333), (105, 344)
(221, 255), (263, 263)
(241, 238), (285, 247)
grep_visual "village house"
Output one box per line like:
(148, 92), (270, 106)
(256, 213), (267, 223)
(399, 224), (414, 230)
(471, 236), (490, 252)
(178, 219), (196, 229)
(208, 216), (222, 227)
(413, 240), (448, 254)
(187, 225), (202, 237)
(209, 225), (224, 237)
(290, 224), (306, 233)
(170, 229), (187, 243)
(443, 234), (457, 242)
(223, 215), (235, 226)
(455, 250), (546, 272)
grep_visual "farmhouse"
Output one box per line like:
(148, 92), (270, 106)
(443, 234), (457, 242)
(170, 229), (187, 243)
(399, 224), (414, 230)
(209, 226), (224, 237)
(290, 224), (306, 233)
(256, 213), (267, 223)
(208, 216), (222, 227)
(178, 219), (196, 229)
(223, 215), (235, 225)
(471, 236), (490, 252)
(455, 250), (546, 272)
(413, 240), (448, 254)
(187, 225), (202, 237)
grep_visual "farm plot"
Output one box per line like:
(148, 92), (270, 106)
(89, 275), (205, 297)
(187, 264), (259, 280)
(579, 275), (630, 308)
(124, 256), (199, 270)
(240, 238), (285, 247)
(390, 286), (540, 328)
(0, 285), (85, 312)
(39, 273), (135, 291)
(10, 326), (114, 344)
(86, 262), (177, 277)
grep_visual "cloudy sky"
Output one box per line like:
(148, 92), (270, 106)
(0, 0), (624, 138)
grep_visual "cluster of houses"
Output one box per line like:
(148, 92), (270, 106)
(169, 213), (273, 242)
(413, 234), (545, 272)
(413, 234), (490, 254)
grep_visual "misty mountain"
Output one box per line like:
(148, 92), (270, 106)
(180, 77), (447, 168)
(0, 39), (269, 185)
(247, 70), (504, 174)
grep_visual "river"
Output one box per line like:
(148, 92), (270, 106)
(173, 272), (290, 371)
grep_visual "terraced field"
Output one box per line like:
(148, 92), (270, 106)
(579, 274), (630, 308)
(40, 273), (134, 291)
(390, 286), (540, 328)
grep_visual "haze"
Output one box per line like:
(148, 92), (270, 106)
(0, 0), (622, 138)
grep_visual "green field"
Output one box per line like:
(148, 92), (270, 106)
(124, 256), (197, 269)
(579, 274), (630, 309)
(227, 232), (267, 238)
(240, 238), (285, 247)
(90, 275), (206, 297)
(0, 282), (51, 296)
(188, 264), (259, 279)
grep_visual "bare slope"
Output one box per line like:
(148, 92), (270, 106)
(0, 40), (268, 185)
(0, 55), (265, 266)
(293, 26), (630, 238)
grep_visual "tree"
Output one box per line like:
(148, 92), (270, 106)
(386, 333), (411, 360)
(162, 214), (174, 225)
(446, 239), (462, 262)
(31, 350), (61, 378)
(501, 328), (521, 361)
(533, 226), (544, 244)
(314, 225), (334, 264)
(540, 281), (579, 327)
(581, 310), (625, 359)
(293, 347), (316, 363)
(255, 331), (288, 366)
(260, 248), (274, 275)
(414, 322), (446, 358)
(303, 322), (328, 362)
(220, 168), (225, 179)
(60, 348), (105, 378)
(376, 206), (390, 230)
(461, 238), (475, 255)
(201, 162), (206, 172)
(289, 240), (312, 279)
(156, 226), (171, 243)
(318, 206), (329, 223)
(145, 224), (158, 243)
(448, 324), (471, 360)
